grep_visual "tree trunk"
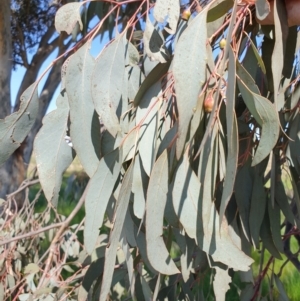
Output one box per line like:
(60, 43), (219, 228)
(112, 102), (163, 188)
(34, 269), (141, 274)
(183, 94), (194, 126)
(0, 0), (12, 119)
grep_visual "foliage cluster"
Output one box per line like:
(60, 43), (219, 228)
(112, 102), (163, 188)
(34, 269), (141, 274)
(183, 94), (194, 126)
(1, 0), (300, 300)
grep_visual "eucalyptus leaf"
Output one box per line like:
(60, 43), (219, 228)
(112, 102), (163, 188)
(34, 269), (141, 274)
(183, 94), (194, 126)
(84, 148), (121, 254)
(146, 150), (179, 275)
(92, 36), (125, 137)
(34, 93), (75, 206)
(66, 43), (101, 177)
(55, 3), (83, 35)
(173, 7), (208, 158)
(0, 83), (39, 166)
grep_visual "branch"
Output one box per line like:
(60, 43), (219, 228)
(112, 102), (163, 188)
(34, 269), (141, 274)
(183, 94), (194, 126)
(37, 182), (89, 289)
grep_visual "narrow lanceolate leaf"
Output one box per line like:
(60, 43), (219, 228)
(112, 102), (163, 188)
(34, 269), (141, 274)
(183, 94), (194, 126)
(132, 154), (148, 219)
(66, 44), (101, 177)
(249, 173), (267, 248)
(0, 83), (39, 166)
(213, 267), (231, 301)
(99, 163), (133, 301)
(173, 154), (253, 270)
(173, 8), (208, 159)
(143, 18), (170, 63)
(237, 64), (280, 166)
(34, 94), (74, 206)
(146, 150), (179, 275)
(272, 0), (288, 109)
(173, 154), (202, 242)
(136, 81), (162, 176)
(92, 36), (125, 137)
(84, 149), (121, 254)
(219, 46), (238, 222)
(55, 3), (83, 35)
(153, 0), (180, 34)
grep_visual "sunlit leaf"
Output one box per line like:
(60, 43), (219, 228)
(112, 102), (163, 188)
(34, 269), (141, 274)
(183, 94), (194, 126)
(66, 44), (101, 177)
(84, 148), (121, 254)
(34, 93), (75, 206)
(143, 18), (170, 63)
(99, 163), (133, 301)
(136, 82), (162, 175)
(237, 63), (280, 166)
(219, 46), (238, 222)
(146, 150), (179, 275)
(213, 267), (231, 301)
(132, 154), (148, 219)
(0, 83), (39, 166)
(55, 3), (83, 35)
(173, 8), (208, 158)
(92, 36), (125, 137)
(153, 0), (180, 34)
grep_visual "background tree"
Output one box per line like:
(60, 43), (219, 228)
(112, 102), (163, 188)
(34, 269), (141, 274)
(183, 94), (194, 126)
(1, 0), (300, 300)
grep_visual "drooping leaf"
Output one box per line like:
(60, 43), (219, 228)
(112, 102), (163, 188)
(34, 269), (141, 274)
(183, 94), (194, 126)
(173, 153), (253, 270)
(65, 44), (101, 177)
(34, 93), (75, 206)
(153, 0), (180, 34)
(136, 82), (162, 175)
(55, 3), (83, 35)
(173, 7), (208, 158)
(173, 154), (202, 242)
(0, 83), (39, 166)
(91, 36), (126, 137)
(146, 150), (179, 275)
(143, 18), (170, 63)
(272, 0), (288, 109)
(219, 46), (238, 222)
(235, 162), (253, 242)
(237, 63), (280, 166)
(132, 154), (148, 219)
(99, 163), (133, 301)
(134, 60), (170, 107)
(127, 66), (145, 101)
(249, 171), (267, 248)
(78, 258), (104, 301)
(260, 210), (282, 259)
(275, 178), (298, 227)
(274, 274), (289, 301)
(84, 148), (121, 254)
(245, 33), (266, 75)
(213, 267), (231, 301)
(125, 41), (140, 66)
(268, 199), (284, 253)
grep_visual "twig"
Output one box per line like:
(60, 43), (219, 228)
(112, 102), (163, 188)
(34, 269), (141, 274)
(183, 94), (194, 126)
(36, 182), (89, 289)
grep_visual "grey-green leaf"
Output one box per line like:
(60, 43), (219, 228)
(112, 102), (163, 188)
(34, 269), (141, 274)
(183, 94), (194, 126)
(213, 267), (231, 301)
(99, 163), (133, 301)
(84, 148), (121, 254)
(153, 0), (180, 34)
(92, 36), (125, 137)
(143, 18), (170, 63)
(219, 46), (238, 222)
(55, 3), (83, 35)
(146, 150), (179, 275)
(0, 83), (39, 166)
(66, 44), (101, 177)
(34, 93), (75, 206)
(237, 64), (280, 166)
(173, 7), (208, 158)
